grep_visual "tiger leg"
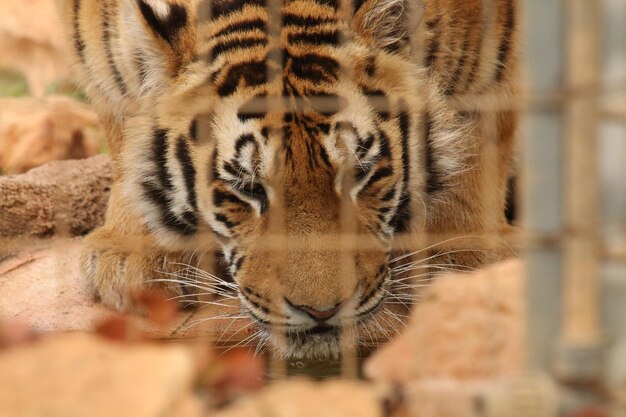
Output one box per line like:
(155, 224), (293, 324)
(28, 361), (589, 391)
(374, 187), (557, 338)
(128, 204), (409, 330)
(80, 184), (213, 312)
(80, 120), (214, 313)
(426, 109), (519, 270)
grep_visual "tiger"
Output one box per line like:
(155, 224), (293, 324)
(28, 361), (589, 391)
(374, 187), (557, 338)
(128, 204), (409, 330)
(57, 0), (520, 359)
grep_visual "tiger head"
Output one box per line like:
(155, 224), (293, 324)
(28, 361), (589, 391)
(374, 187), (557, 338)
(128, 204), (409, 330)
(121, 0), (462, 359)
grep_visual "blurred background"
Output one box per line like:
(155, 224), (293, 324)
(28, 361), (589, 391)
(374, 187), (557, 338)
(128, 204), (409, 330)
(0, 0), (104, 176)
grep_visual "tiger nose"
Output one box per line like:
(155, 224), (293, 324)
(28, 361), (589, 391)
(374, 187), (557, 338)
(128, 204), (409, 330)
(287, 299), (342, 322)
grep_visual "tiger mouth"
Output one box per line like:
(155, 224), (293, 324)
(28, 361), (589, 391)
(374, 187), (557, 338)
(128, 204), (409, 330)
(287, 325), (339, 337)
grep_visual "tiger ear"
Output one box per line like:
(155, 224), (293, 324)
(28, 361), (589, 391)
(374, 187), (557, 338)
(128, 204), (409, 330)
(353, 0), (423, 54)
(120, 0), (196, 92)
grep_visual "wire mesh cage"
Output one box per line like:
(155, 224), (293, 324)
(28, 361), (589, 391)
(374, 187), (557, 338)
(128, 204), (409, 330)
(0, 0), (625, 415)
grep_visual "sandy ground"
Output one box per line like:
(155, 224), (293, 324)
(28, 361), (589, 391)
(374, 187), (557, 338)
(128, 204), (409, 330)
(0, 239), (252, 341)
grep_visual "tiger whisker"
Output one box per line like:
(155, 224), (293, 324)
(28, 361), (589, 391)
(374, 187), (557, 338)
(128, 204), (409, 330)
(184, 314), (248, 330)
(391, 248), (484, 271)
(218, 316), (256, 346)
(150, 276), (235, 296)
(389, 235), (482, 264)
(220, 329), (262, 356)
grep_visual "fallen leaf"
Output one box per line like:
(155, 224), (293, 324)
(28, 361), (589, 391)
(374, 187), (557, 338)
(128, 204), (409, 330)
(135, 289), (179, 327)
(0, 321), (39, 349)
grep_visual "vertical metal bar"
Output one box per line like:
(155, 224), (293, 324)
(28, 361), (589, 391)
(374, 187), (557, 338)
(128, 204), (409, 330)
(405, 0), (428, 380)
(563, 0), (602, 346)
(337, 0), (358, 378)
(555, 0), (605, 382)
(523, 0), (565, 372)
(266, 0), (287, 378)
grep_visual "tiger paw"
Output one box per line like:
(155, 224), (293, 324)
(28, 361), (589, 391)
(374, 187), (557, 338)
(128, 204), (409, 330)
(80, 229), (205, 313)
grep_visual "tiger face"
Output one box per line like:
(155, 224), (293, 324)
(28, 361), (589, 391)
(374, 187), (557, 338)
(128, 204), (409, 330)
(76, 0), (480, 359)
(205, 62), (422, 358)
(122, 0), (426, 358)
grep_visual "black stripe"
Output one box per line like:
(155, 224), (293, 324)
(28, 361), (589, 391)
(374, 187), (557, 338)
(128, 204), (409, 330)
(464, 29), (482, 89)
(444, 29), (471, 96)
(361, 166), (393, 191)
(424, 18), (441, 68)
(153, 128), (174, 190)
(355, 164), (370, 183)
(217, 60), (268, 96)
(358, 270), (386, 308)
(213, 18), (266, 39)
(211, 0), (265, 19)
(214, 213), (239, 229)
(352, 0), (367, 14)
(235, 255), (245, 272)
(318, 122), (331, 135)
(289, 53), (339, 84)
(422, 113), (444, 194)
(234, 134), (257, 155)
(189, 119), (198, 141)
(102, 2), (128, 95)
(210, 146), (220, 184)
(388, 109), (413, 233)
(398, 110), (410, 188)
(142, 181), (197, 235)
(364, 55), (376, 77)
(223, 160), (246, 178)
(213, 188), (253, 210)
(244, 182), (269, 213)
(389, 193), (411, 233)
(175, 137), (199, 215)
(505, 176), (517, 224)
(144, 128), (196, 235)
(282, 13), (335, 27)
(210, 37), (268, 60)
(356, 134), (375, 159)
(315, 0), (339, 10)
(382, 188), (396, 202)
(73, 0), (86, 63)
(378, 130), (392, 159)
(494, 0), (515, 82)
(287, 30), (339, 46)
(138, 1), (188, 45)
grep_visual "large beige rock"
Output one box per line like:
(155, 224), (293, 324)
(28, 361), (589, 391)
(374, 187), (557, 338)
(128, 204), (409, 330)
(0, 97), (100, 175)
(215, 380), (386, 417)
(0, 239), (252, 340)
(0, 155), (111, 239)
(0, 0), (69, 96)
(365, 259), (526, 383)
(0, 333), (201, 417)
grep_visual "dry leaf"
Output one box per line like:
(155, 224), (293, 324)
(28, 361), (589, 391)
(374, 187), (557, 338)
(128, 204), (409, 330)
(0, 320), (38, 349)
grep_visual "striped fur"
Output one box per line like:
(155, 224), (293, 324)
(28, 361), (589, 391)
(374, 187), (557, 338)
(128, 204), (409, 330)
(59, 0), (520, 359)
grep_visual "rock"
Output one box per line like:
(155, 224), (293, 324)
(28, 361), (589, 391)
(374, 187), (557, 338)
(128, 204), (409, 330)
(0, 97), (101, 175)
(0, 239), (252, 340)
(214, 380), (385, 417)
(0, 154), (111, 239)
(0, 0), (69, 96)
(365, 259), (525, 383)
(0, 333), (200, 417)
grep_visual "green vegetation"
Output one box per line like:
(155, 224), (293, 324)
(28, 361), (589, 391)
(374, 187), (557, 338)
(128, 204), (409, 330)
(45, 79), (88, 102)
(0, 69), (29, 97)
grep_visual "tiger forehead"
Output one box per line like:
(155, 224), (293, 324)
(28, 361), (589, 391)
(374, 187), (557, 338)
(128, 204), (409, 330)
(196, 0), (372, 98)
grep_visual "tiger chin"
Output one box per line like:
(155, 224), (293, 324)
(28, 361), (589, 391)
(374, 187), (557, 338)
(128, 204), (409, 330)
(59, 0), (520, 359)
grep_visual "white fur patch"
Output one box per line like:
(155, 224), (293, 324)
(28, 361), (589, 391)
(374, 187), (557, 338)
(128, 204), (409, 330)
(363, 0), (407, 47)
(143, 0), (171, 19)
